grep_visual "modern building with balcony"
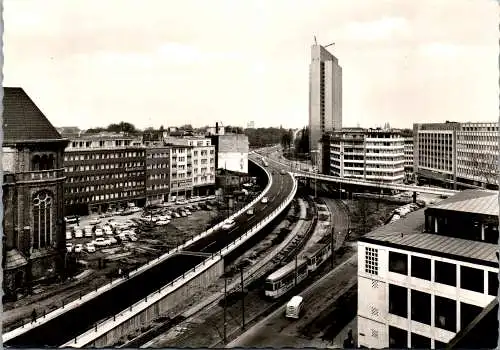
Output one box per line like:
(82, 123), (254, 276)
(63, 133), (146, 215)
(2, 87), (69, 299)
(164, 136), (216, 195)
(356, 189), (499, 349)
(320, 128), (405, 184)
(413, 121), (498, 190)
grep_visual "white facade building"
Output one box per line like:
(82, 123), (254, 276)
(210, 133), (249, 174)
(168, 145), (193, 201)
(357, 190), (499, 349)
(164, 136), (216, 196)
(413, 121), (499, 189)
(321, 129), (405, 184)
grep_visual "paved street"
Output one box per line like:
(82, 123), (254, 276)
(227, 253), (358, 348)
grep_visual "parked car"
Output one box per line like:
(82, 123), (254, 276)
(180, 211), (187, 217)
(89, 218), (101, 225)
(66, 231), (73, 240)
(184, 210), (192, 216)
(109, 237), (118, 245)
(128, 234), (138, 242)
(95, 228), (103, 236)
(74, 244), (83, 253)
(156, 220), (170, 226)
(173, 212), (181, 218)
(74, 229), (83, 238)
(94, 237), (108, 247)
(85, 242), (96, 253)
(84, 226), (93, 237)
(66, 243), (73, 253)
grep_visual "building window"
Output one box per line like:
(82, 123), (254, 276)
(389, 251), (408, 275)
(460, 302), (483, 330)
(411, 290), (431, 325)
(435, 261), (456, 286)
(411, 255), (431, 280)
(435, 295), (457, 332)
(365, 247), (378, 275)
(460, 266), (484, 293)
(389, 284), (407, 318)
(33, 191), (53, 249)
(389, 326), (407, 348)
(411, 333), (431, 349)
(488, 271), (498, 296)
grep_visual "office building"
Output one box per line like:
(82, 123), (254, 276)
(401, 129), (414, 182)
(2, 87), (69, 297)
(63, 133), (146, 215)
(309, 43), (342, 158)
(320, 128), (405, 184)
(413, 121), (499, 190)
(357, 189), (499, 349)
(145, 147), (171, 205)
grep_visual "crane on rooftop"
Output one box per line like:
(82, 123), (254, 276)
(313, 36), (335, 49)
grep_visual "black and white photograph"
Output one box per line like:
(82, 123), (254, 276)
(1, 0), (499, 348)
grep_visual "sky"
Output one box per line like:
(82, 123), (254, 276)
(4, 0), (499, 130)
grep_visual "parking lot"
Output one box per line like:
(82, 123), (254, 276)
(3, 193), (259, 331)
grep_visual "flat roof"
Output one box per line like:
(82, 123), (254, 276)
(267, 258), (307, 281)
(360, 209), (498, 267)
(427, 189), (498, 217)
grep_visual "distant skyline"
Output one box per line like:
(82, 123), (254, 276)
(4, 0), (498, 130)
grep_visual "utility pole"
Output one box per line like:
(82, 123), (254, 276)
(294, 255), (298, 286)
(240, 266), (245, 330)
(223, 275), (227, 344)
(330, 225), (335, 269)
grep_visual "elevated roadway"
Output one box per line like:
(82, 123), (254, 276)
(256, 150), (459, 197)
(4, 158), (296, 348)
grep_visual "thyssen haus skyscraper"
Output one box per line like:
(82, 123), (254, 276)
(309, 43), (342, 159)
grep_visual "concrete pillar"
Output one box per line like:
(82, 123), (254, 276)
(481, 223), (485, 241)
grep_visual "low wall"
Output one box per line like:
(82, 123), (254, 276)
(86, 257), (224, 347)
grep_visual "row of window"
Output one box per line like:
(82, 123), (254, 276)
(65, 191), (142, 204)
(66, 162), (144, 172)
(146, 163), (168, 170)
(147, 184), (169, 191)
(386, 251), (498, 295)
(65, 150), (141, 161)
(147, 152), (169, 159)
(66, 172), (143, 183)
(65, 181), (145, 193)
(148, 174), (168, 180)
(388, 284), (486, 334)
(389, 326), (445, 349)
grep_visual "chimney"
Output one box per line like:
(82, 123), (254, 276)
(216, 122), (219, 135)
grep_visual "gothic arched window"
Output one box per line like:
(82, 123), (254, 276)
(33, 191), (53, 249)
(32, 155), (41, 171)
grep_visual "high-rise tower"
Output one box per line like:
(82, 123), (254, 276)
(309, 43), (342, 155)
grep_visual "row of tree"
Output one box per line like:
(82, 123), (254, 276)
(244, 127), (293, 148)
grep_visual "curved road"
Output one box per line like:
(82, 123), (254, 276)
(5, 157), (295, 348)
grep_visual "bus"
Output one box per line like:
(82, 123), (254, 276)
(285, 295), (303, 319)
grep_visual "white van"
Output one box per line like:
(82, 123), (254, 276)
(285, 295), (303, 319)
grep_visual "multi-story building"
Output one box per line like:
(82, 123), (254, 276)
(145, 147), (171, 205)
(357, 189), (499, 349)
(2, 87), (69, 297)
(401, 129), (414, 182)
(413, 121), (498, 190)
(63, 133), (146, 215)
(309, 43), (342, 158)
(168, 145), (193, 201)
(209, 133), (249, 174)
(321, 128), (405, 184)
(456, 122), (498, 189)
(164, 136), (216, 196)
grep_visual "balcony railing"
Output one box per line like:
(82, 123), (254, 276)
(14, 169), (66, 182)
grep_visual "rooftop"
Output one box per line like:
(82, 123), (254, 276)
(360, 209), (498, 267)
(427, 189), (498, 217)
(3, 87), (63, 143)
